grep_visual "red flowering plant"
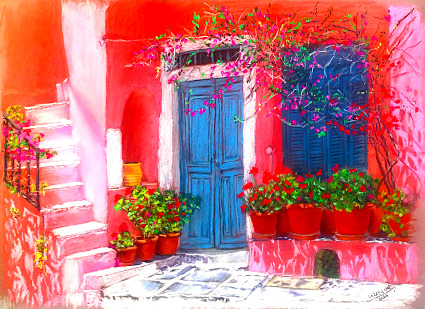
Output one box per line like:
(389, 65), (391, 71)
(150, 188), (201, 234)
(238, 167), (282, 214)
(327, 164), (379, 212)
(110, 223), (135, 250)
(273, 168), (327, 208)
(114, 185), (159, 239)
(379, 189), (413, 238)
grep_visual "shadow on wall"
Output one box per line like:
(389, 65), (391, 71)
(121, 90), (159, 182)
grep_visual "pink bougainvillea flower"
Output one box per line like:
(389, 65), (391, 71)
(185, 108), (192, 115)
(199, 107), (206, 115)
(146, 212), (152, 218)
(332, 164), (339, 173)
(368, 194), (375, 199)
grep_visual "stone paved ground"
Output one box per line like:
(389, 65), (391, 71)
(100, 262), (422, 309)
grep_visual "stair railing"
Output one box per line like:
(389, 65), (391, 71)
(3, 112), (40, 209)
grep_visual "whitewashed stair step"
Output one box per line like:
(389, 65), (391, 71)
(42, 200), (94, 230)
(33, 161), (81, 186)
(40, 145), (79, 163)
(25, 101), (70, 126)
(62, 247), (116, 296)
(25, 121), (73, 146)
(52, 221), (108, 257)
(41, 182), (85, 207)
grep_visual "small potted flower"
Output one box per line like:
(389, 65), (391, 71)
(328, 165), (379, 240)
(380, 189), (414, 242)
(115, 185), (159, 261)
(110, 224), (137, 267)
(238, 167), (282, 239)
(153, 188), (201, 255)
(283, 172), (326, 240)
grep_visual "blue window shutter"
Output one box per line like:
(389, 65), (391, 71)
(283, 110), (308, 175)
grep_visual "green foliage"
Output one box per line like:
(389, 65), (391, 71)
(380, 189), (411, 237)
(327, 167), (379, 212)
(110, 231), (135, 249)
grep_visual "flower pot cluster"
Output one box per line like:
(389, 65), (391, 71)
(239, 165), (414, 242)
(112, 185), (201, 266)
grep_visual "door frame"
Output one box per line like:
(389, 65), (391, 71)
(158, 46), (257, 242)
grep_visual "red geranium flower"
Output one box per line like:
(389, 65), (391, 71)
(148, 188), (156, 195)
(125, 187), (132, 195)
(359, 185), (366, 192)
(141, 224), (146, 228)
(158, 212), (165, 217)
(332, 164), (339, 173)
(240, 204), (247, 213)
(181, 212), (185, 216)
(300, 183), (308, 189)
(111, 233), (118, 238)
(119, 222), (128, 232)
(243, 182), (253, 190)
(262, 171), (272, 184)
(249, 167), (259, 175)
(237, 192), (244, 198)
(296, 175), (304, 183)
(316, 169), (322, 176)
(322, 193), (330, 199)
(114, 194), (121, 203)
(359, 172), (364, 177)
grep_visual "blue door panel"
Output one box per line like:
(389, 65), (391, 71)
(179, 77), (246, 249)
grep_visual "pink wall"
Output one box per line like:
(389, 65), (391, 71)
(62, 1), (109, 223)
(390, 6), (425, 197)
(249, 239), (418, 284)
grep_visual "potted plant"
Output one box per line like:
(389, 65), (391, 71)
(320, 173), (336, 237)
(270, 166), (295, 237)
(283, 172), (326, 240)
(110, 225), (137, 267)
(152, 188), (201, 255)
(329, 165), (379, 240)
(114, 185), (159, 261)
(380, 189), (414, 242)
(238, 167), (282, 239)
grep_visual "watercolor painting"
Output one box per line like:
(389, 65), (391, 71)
(1, 0), (425, 308)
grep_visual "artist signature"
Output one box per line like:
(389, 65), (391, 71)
(367, 285), (396, 301)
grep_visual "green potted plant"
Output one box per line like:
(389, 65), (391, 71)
(281, 172), (327, 240)
(380, 189), (414, 242)
(152, 188), (201, 255)
(110, 224), (137, 267)
(114, 185), (159, 261)
(328, 165), (379, 240)
(238, 167), (282, 239)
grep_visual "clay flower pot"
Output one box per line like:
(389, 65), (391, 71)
(249, 211), (278, 239)
(116, 246), (137, 266)
(156, 232), (181, 255)
(368, 204), (384, 236)
(135, 235), (158, 261)
(333, 204), (372, 240)
(287, 204), (322, 240)
(276, 206), (290, 236)
(320, 208), (336, 236)
(123, 162), (142, 187)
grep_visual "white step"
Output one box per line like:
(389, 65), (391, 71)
(26, 121), (73, 146)
(25, 101), (70, 126)
(53, 221), (108, 257)
(36, 161), (81, 186)
(40, 145), (79, 163)
(41, 182), (85, 207)
(42, 200), (94, 230)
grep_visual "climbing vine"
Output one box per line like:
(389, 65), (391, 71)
(133, 4), (422, 192)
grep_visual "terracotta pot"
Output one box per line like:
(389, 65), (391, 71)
(388, 213), (413, 241)
(135, 235), (158, 261)
(320, 208), (336, 236)
(116, 246), (137, 266)
(123, 162), (142, 187)
(156, 232), (181, 255)
(368, 204), (384, 236)
(276, 206), (290, 236)
(333, 205), (372, 241)
(287, 204), (322, 240)
(249, 211), (278, 239)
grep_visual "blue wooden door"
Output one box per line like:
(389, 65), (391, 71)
(179, 77), (246, 249)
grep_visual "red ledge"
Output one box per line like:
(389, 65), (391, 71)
(248, 237), (418, 284)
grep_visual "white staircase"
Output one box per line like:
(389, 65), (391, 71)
(24, 101), (116, 304)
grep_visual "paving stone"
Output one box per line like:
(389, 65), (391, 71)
(121, 280), (165, 297)
(181, 268), (231, 283)
(149, 265), (195, 280)
(210, 285), (252, 300)
(224, 274), (266, 290)
(160, 281), (218, 296)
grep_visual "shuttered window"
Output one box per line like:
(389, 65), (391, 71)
(282, 46), (368, 178)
